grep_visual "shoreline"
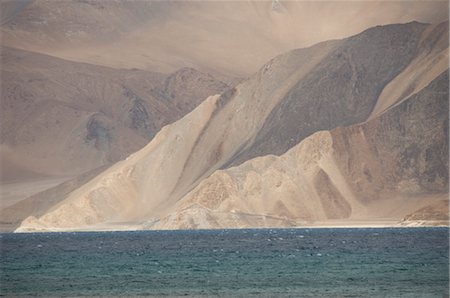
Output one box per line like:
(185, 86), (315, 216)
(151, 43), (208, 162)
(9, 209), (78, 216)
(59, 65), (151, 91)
(7, 220), (449, 234)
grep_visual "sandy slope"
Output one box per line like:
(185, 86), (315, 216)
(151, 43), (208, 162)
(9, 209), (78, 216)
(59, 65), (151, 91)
(14, 94), (221, 231)
(10, 37), (341, 231)
(12, 22), (449, 232)
(369, 21), (449, 120)
(0, 166), (107, 231)
(0, 176), (71, 209)
(154, 72), (448, 229)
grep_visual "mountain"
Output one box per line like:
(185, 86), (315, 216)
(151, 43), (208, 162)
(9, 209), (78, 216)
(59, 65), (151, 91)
(7, 21), (449, 232)
(153, 71), (448, 229)
(0, 47), (230, 180)
(227, 21), (446, 166)
(1, 0), (447, 77)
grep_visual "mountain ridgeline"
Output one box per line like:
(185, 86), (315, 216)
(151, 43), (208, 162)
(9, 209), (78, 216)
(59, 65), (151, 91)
(0, 47), (231, 179)
(230, 22), (428, 165)
(5, 21), (448, 232)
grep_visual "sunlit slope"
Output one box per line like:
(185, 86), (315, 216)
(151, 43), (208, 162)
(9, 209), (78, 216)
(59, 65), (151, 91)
(12, 37), (343, 231)
(13, 22), (449, 231)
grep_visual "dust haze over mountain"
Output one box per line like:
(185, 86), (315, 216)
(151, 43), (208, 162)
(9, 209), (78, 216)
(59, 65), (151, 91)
(0, 1), (448, 231)
(1, 0), (448, 77)
(5, 20), (448, 232)
(0, 47), (231, 181)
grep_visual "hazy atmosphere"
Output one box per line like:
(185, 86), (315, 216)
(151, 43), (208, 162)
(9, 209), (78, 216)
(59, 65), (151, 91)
(1, 1), (448, 76)
(1, 0), (449, 296)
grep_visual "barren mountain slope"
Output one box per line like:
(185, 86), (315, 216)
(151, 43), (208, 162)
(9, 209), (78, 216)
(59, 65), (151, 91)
(402, 199), (449, 226)
(0, 165), (108, 231)
(369, 21), (449, 119)
(2, 0), (447, 77)
(7, 36), (341, 231)
(10, 22), (449, 232)
(107, 71), (450, 230)
(228, 21), (433, 165)
(1, 47), (229, 179)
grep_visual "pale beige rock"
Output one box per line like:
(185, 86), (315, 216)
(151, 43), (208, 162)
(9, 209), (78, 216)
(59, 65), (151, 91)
(13, 22), (449, 232)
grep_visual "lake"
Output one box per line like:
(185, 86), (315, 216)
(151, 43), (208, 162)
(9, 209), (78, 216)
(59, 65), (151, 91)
(1, 228), (448, 297)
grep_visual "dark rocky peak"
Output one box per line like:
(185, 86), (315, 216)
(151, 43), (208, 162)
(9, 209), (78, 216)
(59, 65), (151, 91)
(228, 21), (432, 166)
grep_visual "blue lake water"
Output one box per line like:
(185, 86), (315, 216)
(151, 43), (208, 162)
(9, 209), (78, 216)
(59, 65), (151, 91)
(1, 228), (448, 297)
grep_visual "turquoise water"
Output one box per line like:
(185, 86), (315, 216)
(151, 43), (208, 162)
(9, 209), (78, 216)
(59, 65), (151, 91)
(1, 228), (448, 297)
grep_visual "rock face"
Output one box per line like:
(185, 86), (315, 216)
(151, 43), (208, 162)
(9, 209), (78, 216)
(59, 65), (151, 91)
(332, 72), (448, 202)
(400, 198), (449, 227)
(0, 0), (32, 25)
(154, 71), (447, 229)
(12, 21), (449, 232)
(229, 22), (427, 165)
(402, 200), (449, 223)
(0, 47), (230, 179)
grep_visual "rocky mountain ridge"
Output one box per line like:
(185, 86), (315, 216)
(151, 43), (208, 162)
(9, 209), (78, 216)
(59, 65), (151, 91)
(1, 47), (230, 180)
(3, 21), (448, 232)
